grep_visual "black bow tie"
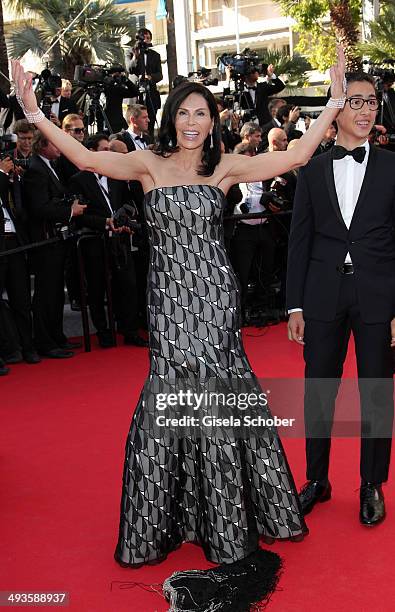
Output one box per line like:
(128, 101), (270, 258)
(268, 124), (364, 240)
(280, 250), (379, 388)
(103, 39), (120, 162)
(332, 145), (366, 164)
(135, 136), (144, 141)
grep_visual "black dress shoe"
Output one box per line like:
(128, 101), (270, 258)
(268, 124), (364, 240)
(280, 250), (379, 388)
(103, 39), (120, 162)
(4, 350), (23, 364)
(60, 340), (82, 350)
(360, 483), (385, 526)
(124, 334), (148, 347)
(41, 349), (74, 359)
(299, 480), (332, 516)
(23, 350), (41, 364)
(97, 330), (115, 348)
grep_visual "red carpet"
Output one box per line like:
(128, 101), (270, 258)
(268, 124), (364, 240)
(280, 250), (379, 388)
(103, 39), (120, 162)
(1, 324), (394, 611)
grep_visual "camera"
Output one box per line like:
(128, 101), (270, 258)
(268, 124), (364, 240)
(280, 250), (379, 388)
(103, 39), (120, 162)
(134, 32), (152, 52)
(187, 68), (219, 87)
(259, 177), (292, 212)
(218, 49), (266, 79)
(0, 133), (17, 157)
(56, 194), (86, 240)
(34, 69), (62, 119)
(112, 204), (141, 231)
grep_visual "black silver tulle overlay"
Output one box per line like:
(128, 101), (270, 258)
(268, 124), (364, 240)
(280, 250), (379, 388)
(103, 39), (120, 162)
(114, 185), (307, 568)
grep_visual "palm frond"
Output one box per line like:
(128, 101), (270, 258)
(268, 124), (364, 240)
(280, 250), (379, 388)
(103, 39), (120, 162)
(7, 24), (46, 58)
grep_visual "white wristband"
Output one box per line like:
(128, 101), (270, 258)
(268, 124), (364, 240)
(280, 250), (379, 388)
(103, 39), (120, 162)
(326, 97), (346, 109)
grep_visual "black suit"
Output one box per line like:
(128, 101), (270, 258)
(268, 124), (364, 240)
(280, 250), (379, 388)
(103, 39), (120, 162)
(287, 145), (395, 483)
(22, 155), (72, 352)
(0, 173), (34, 354)
(56, 97), (78, 124)
(68, 171), (139, 336)
(238, 78), (285, 126)
(125, 47), (162, 134)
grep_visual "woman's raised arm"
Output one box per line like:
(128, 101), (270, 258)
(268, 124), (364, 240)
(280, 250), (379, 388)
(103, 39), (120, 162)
(220, 46), (346, 186)
(11, 60), (149, 181)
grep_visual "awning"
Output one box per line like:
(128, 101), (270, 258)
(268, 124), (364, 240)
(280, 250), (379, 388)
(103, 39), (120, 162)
(201, 32), (288, 49)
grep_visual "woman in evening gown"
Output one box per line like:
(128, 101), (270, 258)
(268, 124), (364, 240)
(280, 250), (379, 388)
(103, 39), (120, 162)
(12, 50), (345, 610)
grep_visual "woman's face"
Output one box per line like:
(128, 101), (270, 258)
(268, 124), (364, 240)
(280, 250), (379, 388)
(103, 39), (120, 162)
(174, 93), (213, 150)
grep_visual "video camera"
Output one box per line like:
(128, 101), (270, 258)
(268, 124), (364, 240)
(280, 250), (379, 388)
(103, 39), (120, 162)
(34, 69), (62, 119)
(218, 48), (267, 80)
(74, 64), (127, 98)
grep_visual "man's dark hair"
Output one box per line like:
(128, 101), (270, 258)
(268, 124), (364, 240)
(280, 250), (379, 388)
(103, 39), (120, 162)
(14, 119), (35, 134)
(85, 133), (109, 151)
(32, 131), (49, 155)
(109, 132), (127, 143)
(276, 105), (292, 125)
(327, 72), (377, 100)
(153, 80), (221, 177)
(345, 72), (376, 89)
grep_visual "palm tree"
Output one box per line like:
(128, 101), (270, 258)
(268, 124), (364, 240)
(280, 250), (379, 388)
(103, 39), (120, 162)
(6, 0), (138, 79)
(359, 0), (395, 63)
(258, 49), (311, 87)
(0, 0), (10, 93)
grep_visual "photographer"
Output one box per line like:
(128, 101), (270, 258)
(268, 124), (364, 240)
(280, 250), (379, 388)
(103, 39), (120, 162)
(0, 155), (39, 368)
(22, 131), (86, 358)
(69, 133), (147, 348)
(380, 74), (395, 152)
(57, 114), (86, 182)
(238, 64), (285, 126)
(102, 67), (138, 133)
(215, 97), (241, 153)
(125, 28), (162, 139)
(276, 104), (303, 142)
(37, 73), (78, 125)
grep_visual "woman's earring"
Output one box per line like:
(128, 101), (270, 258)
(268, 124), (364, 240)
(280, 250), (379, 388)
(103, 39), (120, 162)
(210, 132), (213, 149)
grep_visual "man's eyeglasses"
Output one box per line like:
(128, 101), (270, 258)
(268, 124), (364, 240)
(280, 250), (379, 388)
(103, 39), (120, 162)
(68, 127), (85, 134)
(346, 97), (380, 111)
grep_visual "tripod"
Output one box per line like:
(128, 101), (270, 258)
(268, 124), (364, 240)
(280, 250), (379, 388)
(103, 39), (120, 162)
(82, 89), (113, 135)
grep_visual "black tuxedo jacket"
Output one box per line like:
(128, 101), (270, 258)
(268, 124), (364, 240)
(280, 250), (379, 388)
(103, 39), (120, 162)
(120, 134), (147, 212)
(57, 97), (78, 123)
(239, 79), (285, 126)
(22, 155), (70, 242)
(0, 173), (28, 252)
(68, 171), (133, 232)
(287, 145), (395, 323)
(125, 47), (162, 111)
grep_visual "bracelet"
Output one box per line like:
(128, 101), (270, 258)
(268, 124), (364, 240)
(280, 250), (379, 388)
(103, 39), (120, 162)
(326, 97), (346, 109)
(16, 94), (46, 123)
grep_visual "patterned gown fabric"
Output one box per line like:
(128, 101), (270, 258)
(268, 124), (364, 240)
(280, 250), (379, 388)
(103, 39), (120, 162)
(115, 185), (307, 568)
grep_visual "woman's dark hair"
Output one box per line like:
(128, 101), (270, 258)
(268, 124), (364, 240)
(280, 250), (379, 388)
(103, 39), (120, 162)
(153, 81), (222, 176)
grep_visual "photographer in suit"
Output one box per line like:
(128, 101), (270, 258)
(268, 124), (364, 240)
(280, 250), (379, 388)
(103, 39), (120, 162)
(125, 28), (162, 139)
(69, 133), (147, 348)
(240, 64), (285, 127)
(0, 156), (40, 370)
(22, 131), (86, 358)
(287, 73), (395, 526)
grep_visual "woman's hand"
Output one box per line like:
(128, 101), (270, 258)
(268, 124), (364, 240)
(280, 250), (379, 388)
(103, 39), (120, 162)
(329, 45), (346, 100)
(11, 60), (38, 113)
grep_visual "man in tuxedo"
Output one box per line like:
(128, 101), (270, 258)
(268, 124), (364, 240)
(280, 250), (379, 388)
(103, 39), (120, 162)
(287, 73), (395, 526)
(260, 98), (286, 149)
(125, 28), (162, 139)
(57, 114), (86, 182)
(48, 76), (78, 124)
(239, 64), (285, 127)
(0, 157), (40, 370)
(69, 133), (147, 348)
(22, 131), (86, 358)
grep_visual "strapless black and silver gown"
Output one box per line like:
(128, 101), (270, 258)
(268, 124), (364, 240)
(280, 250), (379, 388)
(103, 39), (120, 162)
(115, 185), (307, 568)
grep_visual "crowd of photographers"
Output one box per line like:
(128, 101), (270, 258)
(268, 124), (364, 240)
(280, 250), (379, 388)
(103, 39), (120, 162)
(0, 29), (394, 375)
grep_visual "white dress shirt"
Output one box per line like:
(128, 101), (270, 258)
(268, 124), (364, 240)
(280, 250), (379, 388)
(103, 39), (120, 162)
(1, 196), (16, 233)
(51, 97), (60, 118)
(288, 139), (370, 314)
(235, 182), (267, 225)
(333, 139), (369, 262)
(95, 174), (114, 215)
(127, 128), (147, 150)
